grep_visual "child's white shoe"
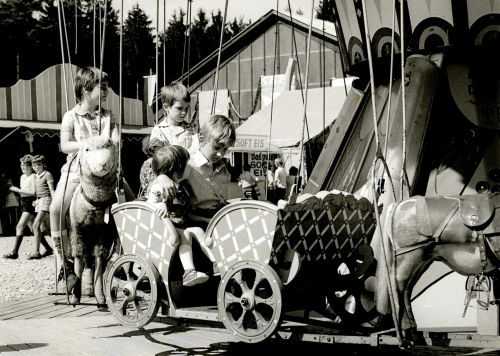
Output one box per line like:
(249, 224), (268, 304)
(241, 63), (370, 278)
(183, 270), (209, 287)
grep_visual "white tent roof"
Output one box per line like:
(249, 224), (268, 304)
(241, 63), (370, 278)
(236, 83), (352, 147)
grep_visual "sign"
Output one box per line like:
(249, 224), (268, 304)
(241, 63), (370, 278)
(233, 134), (269, 151)
(248, 152), (275, 178)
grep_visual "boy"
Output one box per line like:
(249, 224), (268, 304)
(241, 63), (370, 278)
(154, 114), (236, 225)
(184, 114), (236, 225)
(150, 81), (198, 154)
(29, 155), (54, 259)
(3, 155), (36, 259)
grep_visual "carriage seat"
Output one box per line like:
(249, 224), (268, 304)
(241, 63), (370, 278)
(458, 193), (498, 228)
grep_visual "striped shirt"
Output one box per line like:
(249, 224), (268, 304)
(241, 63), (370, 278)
(60, 106), (115, 174)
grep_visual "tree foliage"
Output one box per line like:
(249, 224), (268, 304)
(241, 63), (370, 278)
(316, 0), (335, 22)
(0, 0), (255, 98)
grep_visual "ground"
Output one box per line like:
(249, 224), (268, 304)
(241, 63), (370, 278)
(0, 235), (56, 303)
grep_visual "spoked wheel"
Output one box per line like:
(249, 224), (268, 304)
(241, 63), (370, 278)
(324, 258), (379, 327)
(104, 254), (161, 327)
(217, 261), (283, 343)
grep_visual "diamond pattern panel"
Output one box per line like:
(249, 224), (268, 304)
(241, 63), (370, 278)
(271, 193), (376, 265)
(113, 204), (176, 278)
(210, 207), (277, 274)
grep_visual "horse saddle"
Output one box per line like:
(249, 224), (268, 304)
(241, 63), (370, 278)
(458, 192), (498, 228)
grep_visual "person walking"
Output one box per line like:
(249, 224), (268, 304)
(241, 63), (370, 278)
(3, 155), (36, 259)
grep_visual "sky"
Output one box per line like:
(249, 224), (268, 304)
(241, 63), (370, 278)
(117, 0), (316, 31)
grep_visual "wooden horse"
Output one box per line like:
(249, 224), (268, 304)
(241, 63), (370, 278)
(68, 135), (119, 306)
(372, 192), (500, 343)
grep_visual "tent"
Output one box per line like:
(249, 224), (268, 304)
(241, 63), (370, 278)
(236, 83), (353, 148)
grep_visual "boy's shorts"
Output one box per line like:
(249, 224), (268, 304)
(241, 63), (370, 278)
(21, 197), (36, 215)
(34, 196), (52, 213)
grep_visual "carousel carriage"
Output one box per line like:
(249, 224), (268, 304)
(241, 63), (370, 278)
(105, 191), (378, 343)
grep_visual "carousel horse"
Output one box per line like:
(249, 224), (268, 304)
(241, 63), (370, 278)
(68, 135), (119, 306)
(373, 192), (500, 343)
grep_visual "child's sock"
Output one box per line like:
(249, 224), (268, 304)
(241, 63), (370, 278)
(40, 235), (53, 252)
(12, 235), (24, 254)
(178, 244), (195, 272)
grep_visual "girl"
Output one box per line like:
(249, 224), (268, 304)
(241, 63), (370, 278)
(138, 137), (164, 200)
(147, 145), (209, 287)
(49, 66), (119, 289)
(29, 155), (54, 259)
(3, 155), (36, 259)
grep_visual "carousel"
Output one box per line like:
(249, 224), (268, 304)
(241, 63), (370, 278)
(4, 0), (499, 350)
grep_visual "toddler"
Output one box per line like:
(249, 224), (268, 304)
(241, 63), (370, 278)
(147, 145), (209, 287)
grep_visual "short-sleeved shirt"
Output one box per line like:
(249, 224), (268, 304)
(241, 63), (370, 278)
(184, 150), (230, 211)
(60, 106), (115, 176)
(150, 120), (199, 154)
(35, 170), (54, 198)
(147, 182), (191, 227)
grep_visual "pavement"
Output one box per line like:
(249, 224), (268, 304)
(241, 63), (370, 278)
(3, 313), (500, 355)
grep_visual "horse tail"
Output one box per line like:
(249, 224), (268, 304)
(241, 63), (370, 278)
(373, 201), (397, 315)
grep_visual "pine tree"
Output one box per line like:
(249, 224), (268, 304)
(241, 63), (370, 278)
(123, 4), (155, 99)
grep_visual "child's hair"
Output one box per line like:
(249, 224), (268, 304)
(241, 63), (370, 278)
(32, 155), (46, 168)
(152, 145), (190, 178)
(20, 155), (33, 166)
(288, 166), (298, 175)
(147, 137), (165, 157)
(74, 66), (108, 103)
(160, 81), (191, 107)
(243, 163), (251, 172)
(199, 115), (236, 148)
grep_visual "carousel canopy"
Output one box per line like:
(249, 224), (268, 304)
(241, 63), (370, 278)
(236, 82), (353, 148)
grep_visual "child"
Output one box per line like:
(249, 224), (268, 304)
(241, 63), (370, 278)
(138, 137), (164, 200)
(154, 114), (235, 229)
(183, 114), (236, 226)
(29, 155), (54, 259)
(49, 66), (119, 285)
(149, 81), (198, 154)
(3, 155), (36, 259)
(238, 163), (259, 200)
(147, 145), (209, 287)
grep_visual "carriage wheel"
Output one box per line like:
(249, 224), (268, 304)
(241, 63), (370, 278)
(105, 254), (161, 327)
(324, 259), (379, 327)
(217, 261), (283, 343)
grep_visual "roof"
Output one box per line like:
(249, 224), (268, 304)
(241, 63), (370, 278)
(236, 82), (353, 148)
(0, 119), (151, 136)
(171, 10), (338, 99)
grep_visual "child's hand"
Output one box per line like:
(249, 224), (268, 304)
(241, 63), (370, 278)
(185, 125), (195, 136)
(155, 175), (177, 201)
